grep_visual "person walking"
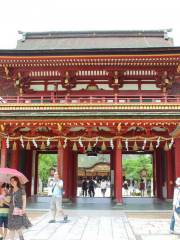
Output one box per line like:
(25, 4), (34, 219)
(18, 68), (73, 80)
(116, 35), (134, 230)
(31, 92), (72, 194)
(81, 179), (88, 197)
(0, 183), (10, 240)
(100, 179), (107, 197)
(123, 180), (129, 196)
(8, 176), (32, 240)
(170, 177), (180, 234)
(139, 179), (145, 197)
(88, 178), (95, 197)
(47, 168), (56, 196)
(48, 172), (68, 223)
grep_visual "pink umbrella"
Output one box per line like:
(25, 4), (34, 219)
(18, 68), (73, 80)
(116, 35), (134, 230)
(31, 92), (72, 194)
(0, 168), (29, 184)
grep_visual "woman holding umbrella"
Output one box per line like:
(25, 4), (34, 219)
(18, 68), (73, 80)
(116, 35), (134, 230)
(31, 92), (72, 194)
(8, 176), (32, 240)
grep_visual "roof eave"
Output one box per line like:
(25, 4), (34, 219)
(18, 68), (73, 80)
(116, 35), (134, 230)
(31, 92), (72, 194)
(0, 47), (180, 56)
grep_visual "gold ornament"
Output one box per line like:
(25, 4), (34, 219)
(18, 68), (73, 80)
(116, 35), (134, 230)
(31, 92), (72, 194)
(0, 125), (4, 132)
(87, 142), (92, 152)
(117, 140), (122, 150)
(72, 142), (78, 151)
(164, 141), (169, 151)
(149, 142), (154, 151)
(101, 141), (106, 151)
(177, 64), (180, 73)
(40, 141), (46, 150)
(26, 141), (31, 150)
(133, 141), (138, 151)
(12, 141), (17, 151)
(117, 123), (121, 132)
(57, 123), (62, 131)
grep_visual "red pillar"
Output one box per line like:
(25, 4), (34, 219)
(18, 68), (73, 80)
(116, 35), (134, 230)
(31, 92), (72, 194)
(25, 150), (33, 197)
(10, 144), (19, 169)
(1, 139), (7, 167)
(71, 152), (77, 200)
(155, 149), (163, 199)
(174, 138), (180, 178)
(114, 140), (123, 204)
(63, 146), (69, 199)
(57, 146), (64, 179)
(57, 145), (69, 199)
(34, 152), (38, 195)
(110, 151), (115, 198)
(68, 151), (73, 199)
(166, 150), (174, 199)
(68, 149), (76, 200)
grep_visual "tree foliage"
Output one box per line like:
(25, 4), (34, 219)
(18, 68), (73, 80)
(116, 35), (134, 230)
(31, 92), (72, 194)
(38, 154), (57, 184)
(122, 154), (152, 180)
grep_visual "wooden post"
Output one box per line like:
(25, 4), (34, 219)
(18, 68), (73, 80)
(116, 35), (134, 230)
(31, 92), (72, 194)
(155, 149), (163, 199)
(63, 146), (69, 199)
(34, 152), (39, 195)
(74, 153), (78, 200)
(10, 143), (19, 169)
(70, 151), (77, 201)
(1, 139), (7, 168)
(166, 150), (174, 199)
(68, 150), (73, 199)
(110, 150), (115, 198)
(114, 140), (123, 204)
(174, 138), (180, 179)
(25, 150), (33, 197)
(57, 145), (64, 179)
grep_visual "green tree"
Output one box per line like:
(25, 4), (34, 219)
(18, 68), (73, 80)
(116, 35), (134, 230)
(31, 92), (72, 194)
(38, 154), (57, 185)
(123, 154), (152, 180)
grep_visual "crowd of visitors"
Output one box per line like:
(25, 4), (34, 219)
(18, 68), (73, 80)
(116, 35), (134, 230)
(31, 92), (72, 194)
(79, 177), (110, 198)
(122, 178), (152, 197)
(1, 166), (180, 238)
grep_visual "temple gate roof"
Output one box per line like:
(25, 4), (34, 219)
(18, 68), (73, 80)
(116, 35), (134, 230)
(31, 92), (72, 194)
(16, 30), (173, 50)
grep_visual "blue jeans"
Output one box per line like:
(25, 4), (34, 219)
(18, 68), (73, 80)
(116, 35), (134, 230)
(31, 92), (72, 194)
(170, 207), (180, 231)
(0, 216), (8, 228)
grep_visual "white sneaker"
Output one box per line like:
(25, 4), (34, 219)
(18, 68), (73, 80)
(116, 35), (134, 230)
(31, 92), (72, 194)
(170, 230), (174, 234)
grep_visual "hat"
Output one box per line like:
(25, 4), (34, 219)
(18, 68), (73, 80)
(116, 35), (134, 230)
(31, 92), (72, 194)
(176, 178), (180, 186)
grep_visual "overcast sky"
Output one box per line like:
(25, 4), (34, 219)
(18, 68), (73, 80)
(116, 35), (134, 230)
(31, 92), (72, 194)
(0, 0), (180, 49)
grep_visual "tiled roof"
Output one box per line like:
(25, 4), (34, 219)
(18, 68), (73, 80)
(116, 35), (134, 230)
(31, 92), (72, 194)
(16, 30), (173, 50)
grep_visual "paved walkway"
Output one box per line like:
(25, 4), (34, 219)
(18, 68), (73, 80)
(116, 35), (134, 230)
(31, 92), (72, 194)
(14, 210), (180, 240)
(27, 196), (172, 211)
(21, 197), (179, 239)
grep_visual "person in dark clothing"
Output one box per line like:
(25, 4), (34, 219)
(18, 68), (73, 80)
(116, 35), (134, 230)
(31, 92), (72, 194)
(88, 179), (95, 197)
(139, 179), (145, 197)
(81, 179), (88, 197)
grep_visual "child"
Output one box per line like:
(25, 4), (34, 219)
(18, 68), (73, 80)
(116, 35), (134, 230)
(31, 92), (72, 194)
(0, 183), (10, 240)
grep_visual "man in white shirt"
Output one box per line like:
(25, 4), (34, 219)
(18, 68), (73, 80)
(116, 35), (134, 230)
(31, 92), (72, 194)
(47, 168), (56, 196)
(48, 172), (68, 223)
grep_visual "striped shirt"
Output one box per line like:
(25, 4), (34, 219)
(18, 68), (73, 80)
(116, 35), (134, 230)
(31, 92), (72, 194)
(0, 195), (10, 217)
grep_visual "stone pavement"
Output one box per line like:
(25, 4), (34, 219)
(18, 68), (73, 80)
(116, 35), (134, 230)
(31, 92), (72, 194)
(27, 196), (172, 211)
(12, 210), (180, 240)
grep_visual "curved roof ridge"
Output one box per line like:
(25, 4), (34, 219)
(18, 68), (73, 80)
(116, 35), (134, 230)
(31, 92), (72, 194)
(18, 29), (172, 40)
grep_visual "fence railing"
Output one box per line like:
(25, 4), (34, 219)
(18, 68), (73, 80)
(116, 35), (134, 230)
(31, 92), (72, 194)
(0, 95), (180, 104)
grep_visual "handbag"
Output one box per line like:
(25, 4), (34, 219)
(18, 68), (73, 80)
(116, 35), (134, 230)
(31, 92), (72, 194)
(12, 207), (23, 216)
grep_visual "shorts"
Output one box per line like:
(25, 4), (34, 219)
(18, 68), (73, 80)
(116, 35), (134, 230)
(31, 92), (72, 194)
(50, 196), (62, 212)
(0, 216), (8, 228)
